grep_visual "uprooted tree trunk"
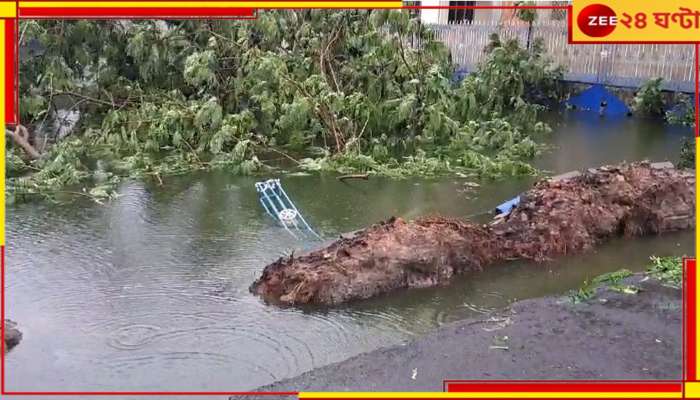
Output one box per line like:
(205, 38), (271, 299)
(250, 162), (695, 305)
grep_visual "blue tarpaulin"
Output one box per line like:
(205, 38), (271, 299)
(566, 84), (630, 117)
(495, 196), (520, 216)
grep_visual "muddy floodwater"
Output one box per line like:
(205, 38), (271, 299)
(6, 113), (694, 393)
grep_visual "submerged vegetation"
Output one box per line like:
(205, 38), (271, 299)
(9, 11), (563, 202)
(569, 269), (635, 304)
(647, 256), (683, 289)
(569, 256), (684, 303)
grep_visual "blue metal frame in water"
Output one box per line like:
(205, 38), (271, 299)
(255, 179), (321, 240)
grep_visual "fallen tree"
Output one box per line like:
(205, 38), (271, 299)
(250, 162), (695, 305)
(14, 15), (562, 203)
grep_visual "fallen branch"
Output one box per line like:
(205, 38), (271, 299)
(54, 90), (127, 108)
(260, 145), (302, 165)
(337, 173), (369, 182)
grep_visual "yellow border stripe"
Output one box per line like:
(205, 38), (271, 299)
(0, 2), (16, 17)
(300, 392), (681, 399)
(687, 382), (700, 398)
(20, 1), (401, 8)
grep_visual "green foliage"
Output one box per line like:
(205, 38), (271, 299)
(300, 151), (458, 178)
(647, 256), (683, 288)
(665, 94), (695, 170)
(593, 269), (639, 294)
(569, 279), (596, 304)
(184, 50), (218, 89)
(515, 2), (537, 24)
(665, 93), (696, 128)
(678, 137), (694, 169)
(6, 148), (30, 175)
(632, 78), (665, 117)
(592, 269), (633, 285)
(15, 12), (563, 201)
(474, 36), (564, 107)
(7, 137), (118, 203)
(570, 257), (684, 304)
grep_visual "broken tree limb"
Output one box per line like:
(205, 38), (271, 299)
(250, 162), (695, 306)
(7, 125), (41, 160)
(337, 174), (369, 182)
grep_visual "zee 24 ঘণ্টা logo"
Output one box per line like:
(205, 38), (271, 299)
(576, 2), (700, 39)
(577, 3), (619, 37)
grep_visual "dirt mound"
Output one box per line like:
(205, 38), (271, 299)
(250, 162), (694, 305)
(495, 163), (695, 260)
(252, 217), (499, 305)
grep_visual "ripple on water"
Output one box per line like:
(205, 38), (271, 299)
(350, 308), (432, 338)
(90, 298), (320, 379)
(107, 324), (163, 350)
(107, 351), (279, 382)
(102, 319), (304, 380)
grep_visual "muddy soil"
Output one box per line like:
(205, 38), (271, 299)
(251, 162), (695, 305)
(239, 275), (681, 395)
(4, 319), (22, 352)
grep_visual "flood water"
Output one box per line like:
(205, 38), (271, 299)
(5, 113), (695, 393)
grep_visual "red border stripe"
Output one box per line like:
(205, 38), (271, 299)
(4, 19), (15, 125)
(19, 7), (256, 18)
(687, 259), (697, 380)
(445, 383), (682, 393)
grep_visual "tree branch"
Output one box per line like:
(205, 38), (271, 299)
(337, 173), (369, 181)
(53, 91), (125, 108)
